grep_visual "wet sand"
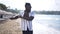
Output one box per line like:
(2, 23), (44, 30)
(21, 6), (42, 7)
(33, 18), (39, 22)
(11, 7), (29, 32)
(0, 18), (22, 34)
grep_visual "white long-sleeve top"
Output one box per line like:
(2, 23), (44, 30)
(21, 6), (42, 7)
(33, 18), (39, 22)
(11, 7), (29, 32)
(19, 11), (34, 31)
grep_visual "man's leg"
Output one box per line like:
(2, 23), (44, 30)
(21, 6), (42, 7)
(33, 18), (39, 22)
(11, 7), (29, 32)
(27, 27), (33, 34)
(23, 31), (27, 34)
(27, 22), (33, 34)
(29, 31), (33, 34)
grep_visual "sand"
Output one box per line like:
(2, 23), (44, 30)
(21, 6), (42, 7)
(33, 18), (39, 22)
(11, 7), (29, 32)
(0, 18), (22, 34)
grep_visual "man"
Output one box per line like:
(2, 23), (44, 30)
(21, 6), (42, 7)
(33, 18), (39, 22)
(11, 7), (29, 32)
(10, 3), (34, 34)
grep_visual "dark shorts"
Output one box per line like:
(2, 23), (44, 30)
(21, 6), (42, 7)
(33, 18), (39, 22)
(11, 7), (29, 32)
(22, 28), (33, 34)
(23, 31), (33, 34)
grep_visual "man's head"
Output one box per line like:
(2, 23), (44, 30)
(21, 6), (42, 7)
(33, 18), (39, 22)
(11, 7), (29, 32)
(25, 3), (32, 13)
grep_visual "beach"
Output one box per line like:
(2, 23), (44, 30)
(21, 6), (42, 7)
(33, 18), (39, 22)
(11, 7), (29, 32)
(0, 14), (60, 34)
(0, 18), (22, 34)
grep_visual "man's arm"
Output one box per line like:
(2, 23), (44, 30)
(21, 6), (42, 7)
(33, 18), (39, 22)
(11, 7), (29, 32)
(29, 16), (34, 21)
(10, 15), (34, 21)
(10, 15), (22, 20)
(23, 16), (34, 21)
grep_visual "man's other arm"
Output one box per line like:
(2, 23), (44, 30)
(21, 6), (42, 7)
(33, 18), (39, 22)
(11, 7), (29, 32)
(23, 16), (34, 21)
(10, 15), (34, 21)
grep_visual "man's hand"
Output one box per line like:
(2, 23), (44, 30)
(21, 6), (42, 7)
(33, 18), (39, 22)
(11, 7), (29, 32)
(23, 16), (34, 21)
(27, 16), (34, 21)
(10, 15), (23, 20)
(23, 12), (34, 21)
(10, 16), (19, 20)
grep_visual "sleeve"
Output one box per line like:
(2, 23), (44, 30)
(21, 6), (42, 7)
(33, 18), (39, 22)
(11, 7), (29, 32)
(29, 11), (35, 17)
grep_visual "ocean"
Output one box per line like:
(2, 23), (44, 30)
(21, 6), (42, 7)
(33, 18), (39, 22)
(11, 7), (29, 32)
(33, 14), (60, 34)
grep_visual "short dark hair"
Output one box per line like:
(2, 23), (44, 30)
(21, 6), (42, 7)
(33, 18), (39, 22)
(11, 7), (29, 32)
(25, 3), (31, 7)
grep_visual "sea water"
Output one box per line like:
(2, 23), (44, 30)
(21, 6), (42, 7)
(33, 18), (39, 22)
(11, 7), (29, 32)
(33, 14), (60, 34)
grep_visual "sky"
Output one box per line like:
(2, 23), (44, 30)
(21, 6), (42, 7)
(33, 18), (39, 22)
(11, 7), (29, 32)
(0, 0), (60, 11)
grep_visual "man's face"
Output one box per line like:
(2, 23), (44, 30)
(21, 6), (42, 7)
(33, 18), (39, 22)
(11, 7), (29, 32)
(26, 5), (31, 11)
